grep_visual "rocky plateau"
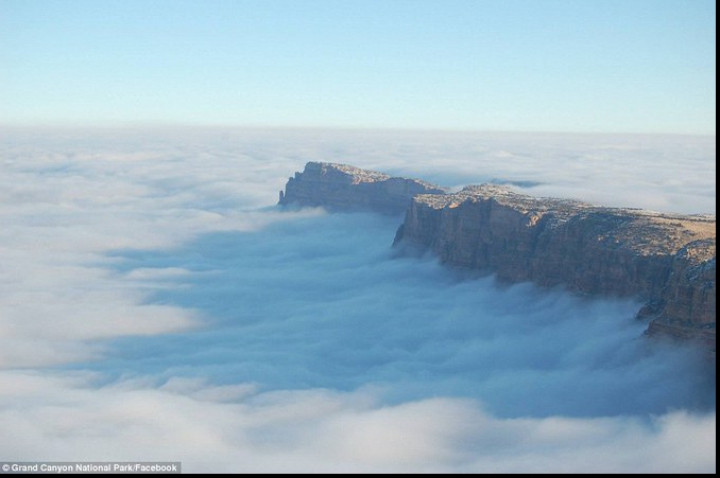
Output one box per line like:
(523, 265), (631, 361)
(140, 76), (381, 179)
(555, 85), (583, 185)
(280, 162), (716, 353)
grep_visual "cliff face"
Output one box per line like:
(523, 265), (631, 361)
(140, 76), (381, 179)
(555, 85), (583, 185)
(279, 162), (716, 351)
(644, 242), (716, 349)
(396, 185), (716, 350)
(279, 162), (447, 215)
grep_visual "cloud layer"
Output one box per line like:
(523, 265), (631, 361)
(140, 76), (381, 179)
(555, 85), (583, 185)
(0, 371), (714, 473)
(0, 127), (715, 472)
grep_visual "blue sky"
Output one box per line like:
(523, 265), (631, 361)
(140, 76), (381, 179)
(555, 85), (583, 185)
(0, 0), (716, 134)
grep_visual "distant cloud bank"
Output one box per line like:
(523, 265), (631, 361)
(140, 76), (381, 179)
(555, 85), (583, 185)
(0, 127), (714, 472)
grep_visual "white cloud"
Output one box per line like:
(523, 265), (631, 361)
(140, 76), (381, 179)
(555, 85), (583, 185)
(0, 127), (714, 472)
(0, 371), (714, 473)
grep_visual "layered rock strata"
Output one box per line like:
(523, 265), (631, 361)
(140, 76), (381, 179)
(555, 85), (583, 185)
(279, 162), (447, 215)
(396, 185), (716, 351)
(279, 163), (716, 351)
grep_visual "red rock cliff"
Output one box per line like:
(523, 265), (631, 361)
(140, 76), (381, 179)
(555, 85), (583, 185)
(280, 163), (716, 351)
(279, 162), (447, 215)
(395, 185), (716, 351)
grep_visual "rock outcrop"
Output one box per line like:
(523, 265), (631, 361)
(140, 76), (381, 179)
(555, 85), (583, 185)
(279, 162), (447, 215)
(396, 185), (716, 351)
(279, 162), (716, 351)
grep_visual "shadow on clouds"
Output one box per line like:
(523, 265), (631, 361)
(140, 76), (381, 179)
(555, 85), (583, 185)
(96, 210), (715, 419)
(0, 129), (715, 471)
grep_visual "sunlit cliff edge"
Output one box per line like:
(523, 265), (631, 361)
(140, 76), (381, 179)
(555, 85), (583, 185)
(280, 162), (716, 353)
(279, 161), (448, 215)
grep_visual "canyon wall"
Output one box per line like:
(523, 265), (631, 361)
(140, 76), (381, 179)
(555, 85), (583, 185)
(279, 161), (447, 215)
(396, 186), (716, 350)
(280, 163), (716, 351)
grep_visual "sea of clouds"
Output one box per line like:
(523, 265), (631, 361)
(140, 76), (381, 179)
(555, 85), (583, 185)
(0, 127), (715, 472)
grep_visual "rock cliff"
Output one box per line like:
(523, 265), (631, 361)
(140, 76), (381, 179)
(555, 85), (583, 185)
(280, 163), (716, 351)
(396, 185), (716, 351)
(279, 162), (447, 215)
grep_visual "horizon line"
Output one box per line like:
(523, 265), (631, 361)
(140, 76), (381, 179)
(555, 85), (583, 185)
(0, 121), (716, 138)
